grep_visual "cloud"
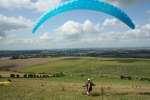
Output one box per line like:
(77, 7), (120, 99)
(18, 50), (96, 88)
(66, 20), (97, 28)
(102, 18), (123, 28)
(0, 14), (33, 38)
(0, 0), (34, 9)
(106, 0), (147, 6)
(147, 10), (150, 14)
(0, 0), (61, 12)
(54, 19), (150, 43)
(0, 0), (148, 12)
(106, 0), (138, 6)
(55, 18), (124, 41)
(55, 20), (101, 40)
(82, 23), (150, 43)
(1, 18), (150, 49)
(0, 31), (56, 50)
(40, 32), (52, 40)
(34, 0), (61, 12)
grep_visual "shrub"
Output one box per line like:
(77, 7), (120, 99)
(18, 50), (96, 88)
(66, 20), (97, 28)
(53, 72), (65, 77)
(39, 75), (42, 78)
(140, 77), (150, 81)
(128, 76), (132, 80)
(11, 56), (19, 59)
(120, 75), (132, 80)
(36, 75), (40, 78)
(16, 74), (20, 78)
(28, 74), (34, 78)
(7, 79), (12, 82)
(23, 74), (28, 78)
(10, 74), (15, 78)
(44, 74), (50, 78)
(79, 74), (85, 77)
(33, 74), (36, 78)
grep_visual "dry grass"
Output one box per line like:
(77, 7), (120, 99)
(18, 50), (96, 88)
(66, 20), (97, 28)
(0, 78), (150, 100)
(0, 58), (52, 70)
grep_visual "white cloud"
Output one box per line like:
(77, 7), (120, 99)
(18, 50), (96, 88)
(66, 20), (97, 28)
(147, 10), (150, 14)
(55, 21), (83, 40)
(0, 14), (33, 38)
(55, 19), (150, 43)
(109, 0), (138, 6)
(35, 0), (61, 12)
(55, 20), (101, 40)
(102, 18), (123, 28)
(0, 32), (54, 49)
(56, 20), (82, 34)
(0, 36), (3, 40)
(90, 23), (150, 42)
(0, 0), (62, 12)
(40, 32), (51, 40)
(83, 20), (100, 33)
(106, 0), (148, 7)
(0, 0), (34, 9)
(0, 0), (148, 12)
(1, 19), (150, 49)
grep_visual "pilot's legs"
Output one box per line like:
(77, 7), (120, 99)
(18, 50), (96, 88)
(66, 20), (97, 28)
(86, 91), (90, 96)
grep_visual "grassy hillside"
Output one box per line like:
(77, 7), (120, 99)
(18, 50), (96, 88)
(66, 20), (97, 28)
(1, 57), (150, 100)
(0, 78), (150, 100)
(16, 57), (150, 77)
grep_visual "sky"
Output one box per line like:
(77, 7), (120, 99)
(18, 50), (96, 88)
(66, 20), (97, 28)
(0, 0), (150, 50)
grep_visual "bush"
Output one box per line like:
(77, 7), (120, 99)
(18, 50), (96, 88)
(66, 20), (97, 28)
(36, 75), (40, 78)
(33, 74), (36, 78)
(16, 74), (20, 78)
(79, 74), (85, 77)
(8, 79), (12, 82)
(10, 74), (15, 78)
(42, 74), (49, 78)
(140, 77), (150, 81)
(53, 72), (65, 77)
(28, 74), (34, 78)
(23, 74), (28, 78)
(39, 75), (42, 78)
(23, 73), (51, 78)
(128, 76), (132, 80)
(11, 55), (21, 59)
(0, 75), (2, 78)
(120, 75), (132, 80)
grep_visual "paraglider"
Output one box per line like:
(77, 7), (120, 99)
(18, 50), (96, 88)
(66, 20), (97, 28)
(32, 0), (135, 33)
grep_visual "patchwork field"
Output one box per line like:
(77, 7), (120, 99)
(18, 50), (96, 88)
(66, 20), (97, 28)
(0, 57), (150, 100)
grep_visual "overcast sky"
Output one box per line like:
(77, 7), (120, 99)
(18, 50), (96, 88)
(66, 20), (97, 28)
(0, 0), (150, 50)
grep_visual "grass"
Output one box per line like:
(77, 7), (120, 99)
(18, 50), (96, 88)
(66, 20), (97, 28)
(16, 57), (150, 77)
(0, 78), (150, 100)
(0, 57), (150, 100)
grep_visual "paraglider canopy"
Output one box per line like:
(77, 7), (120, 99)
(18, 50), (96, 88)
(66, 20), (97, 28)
(32, 0), (135, 33)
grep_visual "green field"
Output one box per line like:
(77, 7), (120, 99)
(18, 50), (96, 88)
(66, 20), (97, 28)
(16, 57), (150, 77)
(0, 57), (150, 100)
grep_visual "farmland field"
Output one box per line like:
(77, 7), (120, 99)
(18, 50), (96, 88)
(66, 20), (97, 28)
(0, 57), (150, 100)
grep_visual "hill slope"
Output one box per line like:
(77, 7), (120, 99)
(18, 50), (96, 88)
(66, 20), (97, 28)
(16, 57), (150, 77)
